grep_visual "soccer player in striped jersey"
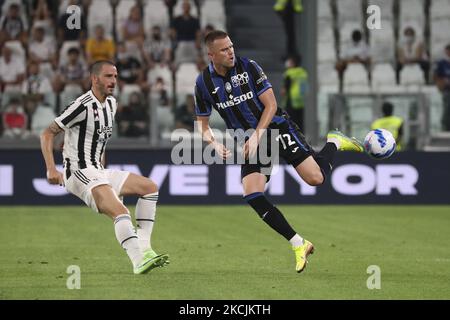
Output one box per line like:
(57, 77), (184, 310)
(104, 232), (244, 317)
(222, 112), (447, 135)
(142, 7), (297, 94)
(195, 31), (364, 273)
(40, 60), (169, 274)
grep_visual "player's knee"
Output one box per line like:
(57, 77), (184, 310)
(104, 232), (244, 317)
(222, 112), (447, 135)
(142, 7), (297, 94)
(138, 178), (158, 196)
(97, 200), (128, 218)
(305, 171), (324, 186)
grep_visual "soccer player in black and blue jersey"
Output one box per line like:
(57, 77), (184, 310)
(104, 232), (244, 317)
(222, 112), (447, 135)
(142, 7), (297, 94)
(194, 30), (364, 273)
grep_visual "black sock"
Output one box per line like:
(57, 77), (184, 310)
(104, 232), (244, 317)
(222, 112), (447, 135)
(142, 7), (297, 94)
(244, 192), (296, 241)
(314, 142), (337, 180)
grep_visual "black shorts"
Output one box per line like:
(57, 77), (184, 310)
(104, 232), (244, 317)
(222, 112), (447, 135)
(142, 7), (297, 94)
(241, 117), (314, 182)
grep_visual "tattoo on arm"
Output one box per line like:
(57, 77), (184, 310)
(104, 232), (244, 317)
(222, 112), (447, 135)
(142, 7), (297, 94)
(49, 121), (63, 135)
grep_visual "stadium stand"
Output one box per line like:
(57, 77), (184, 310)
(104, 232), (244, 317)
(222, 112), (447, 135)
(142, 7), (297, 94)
(0, 0), (449, 150)
(316, 0), (450, 149)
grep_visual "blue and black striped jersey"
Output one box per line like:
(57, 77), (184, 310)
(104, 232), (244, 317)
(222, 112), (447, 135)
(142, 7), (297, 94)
(194, 56), (288, 130)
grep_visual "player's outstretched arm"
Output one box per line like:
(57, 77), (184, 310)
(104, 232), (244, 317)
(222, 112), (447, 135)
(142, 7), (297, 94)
(40, 121), (64, 185)
(196, 116), (231, 160)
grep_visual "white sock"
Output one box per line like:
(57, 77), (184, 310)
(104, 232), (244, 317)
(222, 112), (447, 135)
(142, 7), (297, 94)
(289, 234), (304, 247)
(135, 192), (158, 252)
(114, 214), (143, 267)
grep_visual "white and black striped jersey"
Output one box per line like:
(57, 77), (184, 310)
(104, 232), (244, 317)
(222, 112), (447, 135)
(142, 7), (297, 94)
(54, 90), (117, 173)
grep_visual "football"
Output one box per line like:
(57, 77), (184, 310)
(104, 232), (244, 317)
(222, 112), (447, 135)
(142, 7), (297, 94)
(364, 129), (396, 159)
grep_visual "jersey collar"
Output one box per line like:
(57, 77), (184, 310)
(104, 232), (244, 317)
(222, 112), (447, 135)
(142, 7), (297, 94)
(89, 89), (109, 108)
(208, 58), (237, 79)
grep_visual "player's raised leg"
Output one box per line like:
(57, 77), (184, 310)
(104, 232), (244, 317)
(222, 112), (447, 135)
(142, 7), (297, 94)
(295, 130), (364, 187)
(120, 173), (169, 267)
(91, 184), (161, 274)
(242, 172), (312, 273)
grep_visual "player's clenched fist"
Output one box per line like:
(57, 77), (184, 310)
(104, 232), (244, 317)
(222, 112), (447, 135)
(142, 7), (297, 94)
(212, 141), (231, 160)
(46, 168), (64, 185)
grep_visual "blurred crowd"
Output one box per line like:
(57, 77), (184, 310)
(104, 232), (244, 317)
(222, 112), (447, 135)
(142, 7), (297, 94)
(0, 0), (216, 139)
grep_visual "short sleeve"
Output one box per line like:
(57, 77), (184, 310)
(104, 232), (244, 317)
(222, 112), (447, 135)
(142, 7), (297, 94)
(54, 102), (86, 129)
(194, 83), (212, 116)
(248, 60), (272, 96)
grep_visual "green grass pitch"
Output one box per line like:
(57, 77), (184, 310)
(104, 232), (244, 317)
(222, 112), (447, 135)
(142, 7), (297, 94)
(0, 205), (449, 300)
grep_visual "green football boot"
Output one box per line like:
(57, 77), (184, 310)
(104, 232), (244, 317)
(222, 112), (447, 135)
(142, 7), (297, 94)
(327, 130), (364, 152)
(143, 249), (170, 268)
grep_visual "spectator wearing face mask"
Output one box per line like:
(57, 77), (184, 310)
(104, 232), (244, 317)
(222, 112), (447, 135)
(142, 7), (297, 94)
(115, 42), (149, 92)
(335, 29), (371, 76)
(397, 26), (429, 83)
(142, 25), (172, 68)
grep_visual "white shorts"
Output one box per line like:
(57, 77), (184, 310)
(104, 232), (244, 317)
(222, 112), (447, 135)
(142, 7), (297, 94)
(64, 167), (130, 213)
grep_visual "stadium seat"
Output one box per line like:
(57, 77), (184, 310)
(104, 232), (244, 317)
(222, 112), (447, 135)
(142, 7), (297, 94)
(318, 41), (336, 63)
(120, 84), (141, 105)
(115, 0), (138, 42)
(317, 0), (332, 21)
(31, 105), (56, 136)
(371, 63), (396, 91)
(144, 0), (170, 35)
(317, 63), (339, 87)
(431, 42), (448, 62)
(201, 0), (226, 31)
(175, 63), (198, 95)
(155, 105), (175, 135)
(430, 0), (450, 20)
(317, 19), (334, 43)
(399, 64), (425, 86)
(147, 64), (173, 90)
(343, 64), (370, 93)
(369, 20), (395, 63)
(59, 84), (83, 108)
(336, 0), (363, 27)
(87, 0), (113, 38)
(57, 0), (72, 18)
(431, 19), (450, 60)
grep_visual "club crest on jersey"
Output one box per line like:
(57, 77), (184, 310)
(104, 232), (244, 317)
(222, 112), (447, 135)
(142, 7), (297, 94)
(231, 72), (249, 87)
(97, 125), (113, 139)
(225, 82), (232, 93)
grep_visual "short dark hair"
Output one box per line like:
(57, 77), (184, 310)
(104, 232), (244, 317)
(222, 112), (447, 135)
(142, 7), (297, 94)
(382, 102), (394, 116)
(204, 30), (228, 46)
(68, 47), (80, 55)
(352, 30), (362, 42)
(90, 60), (115, 75)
